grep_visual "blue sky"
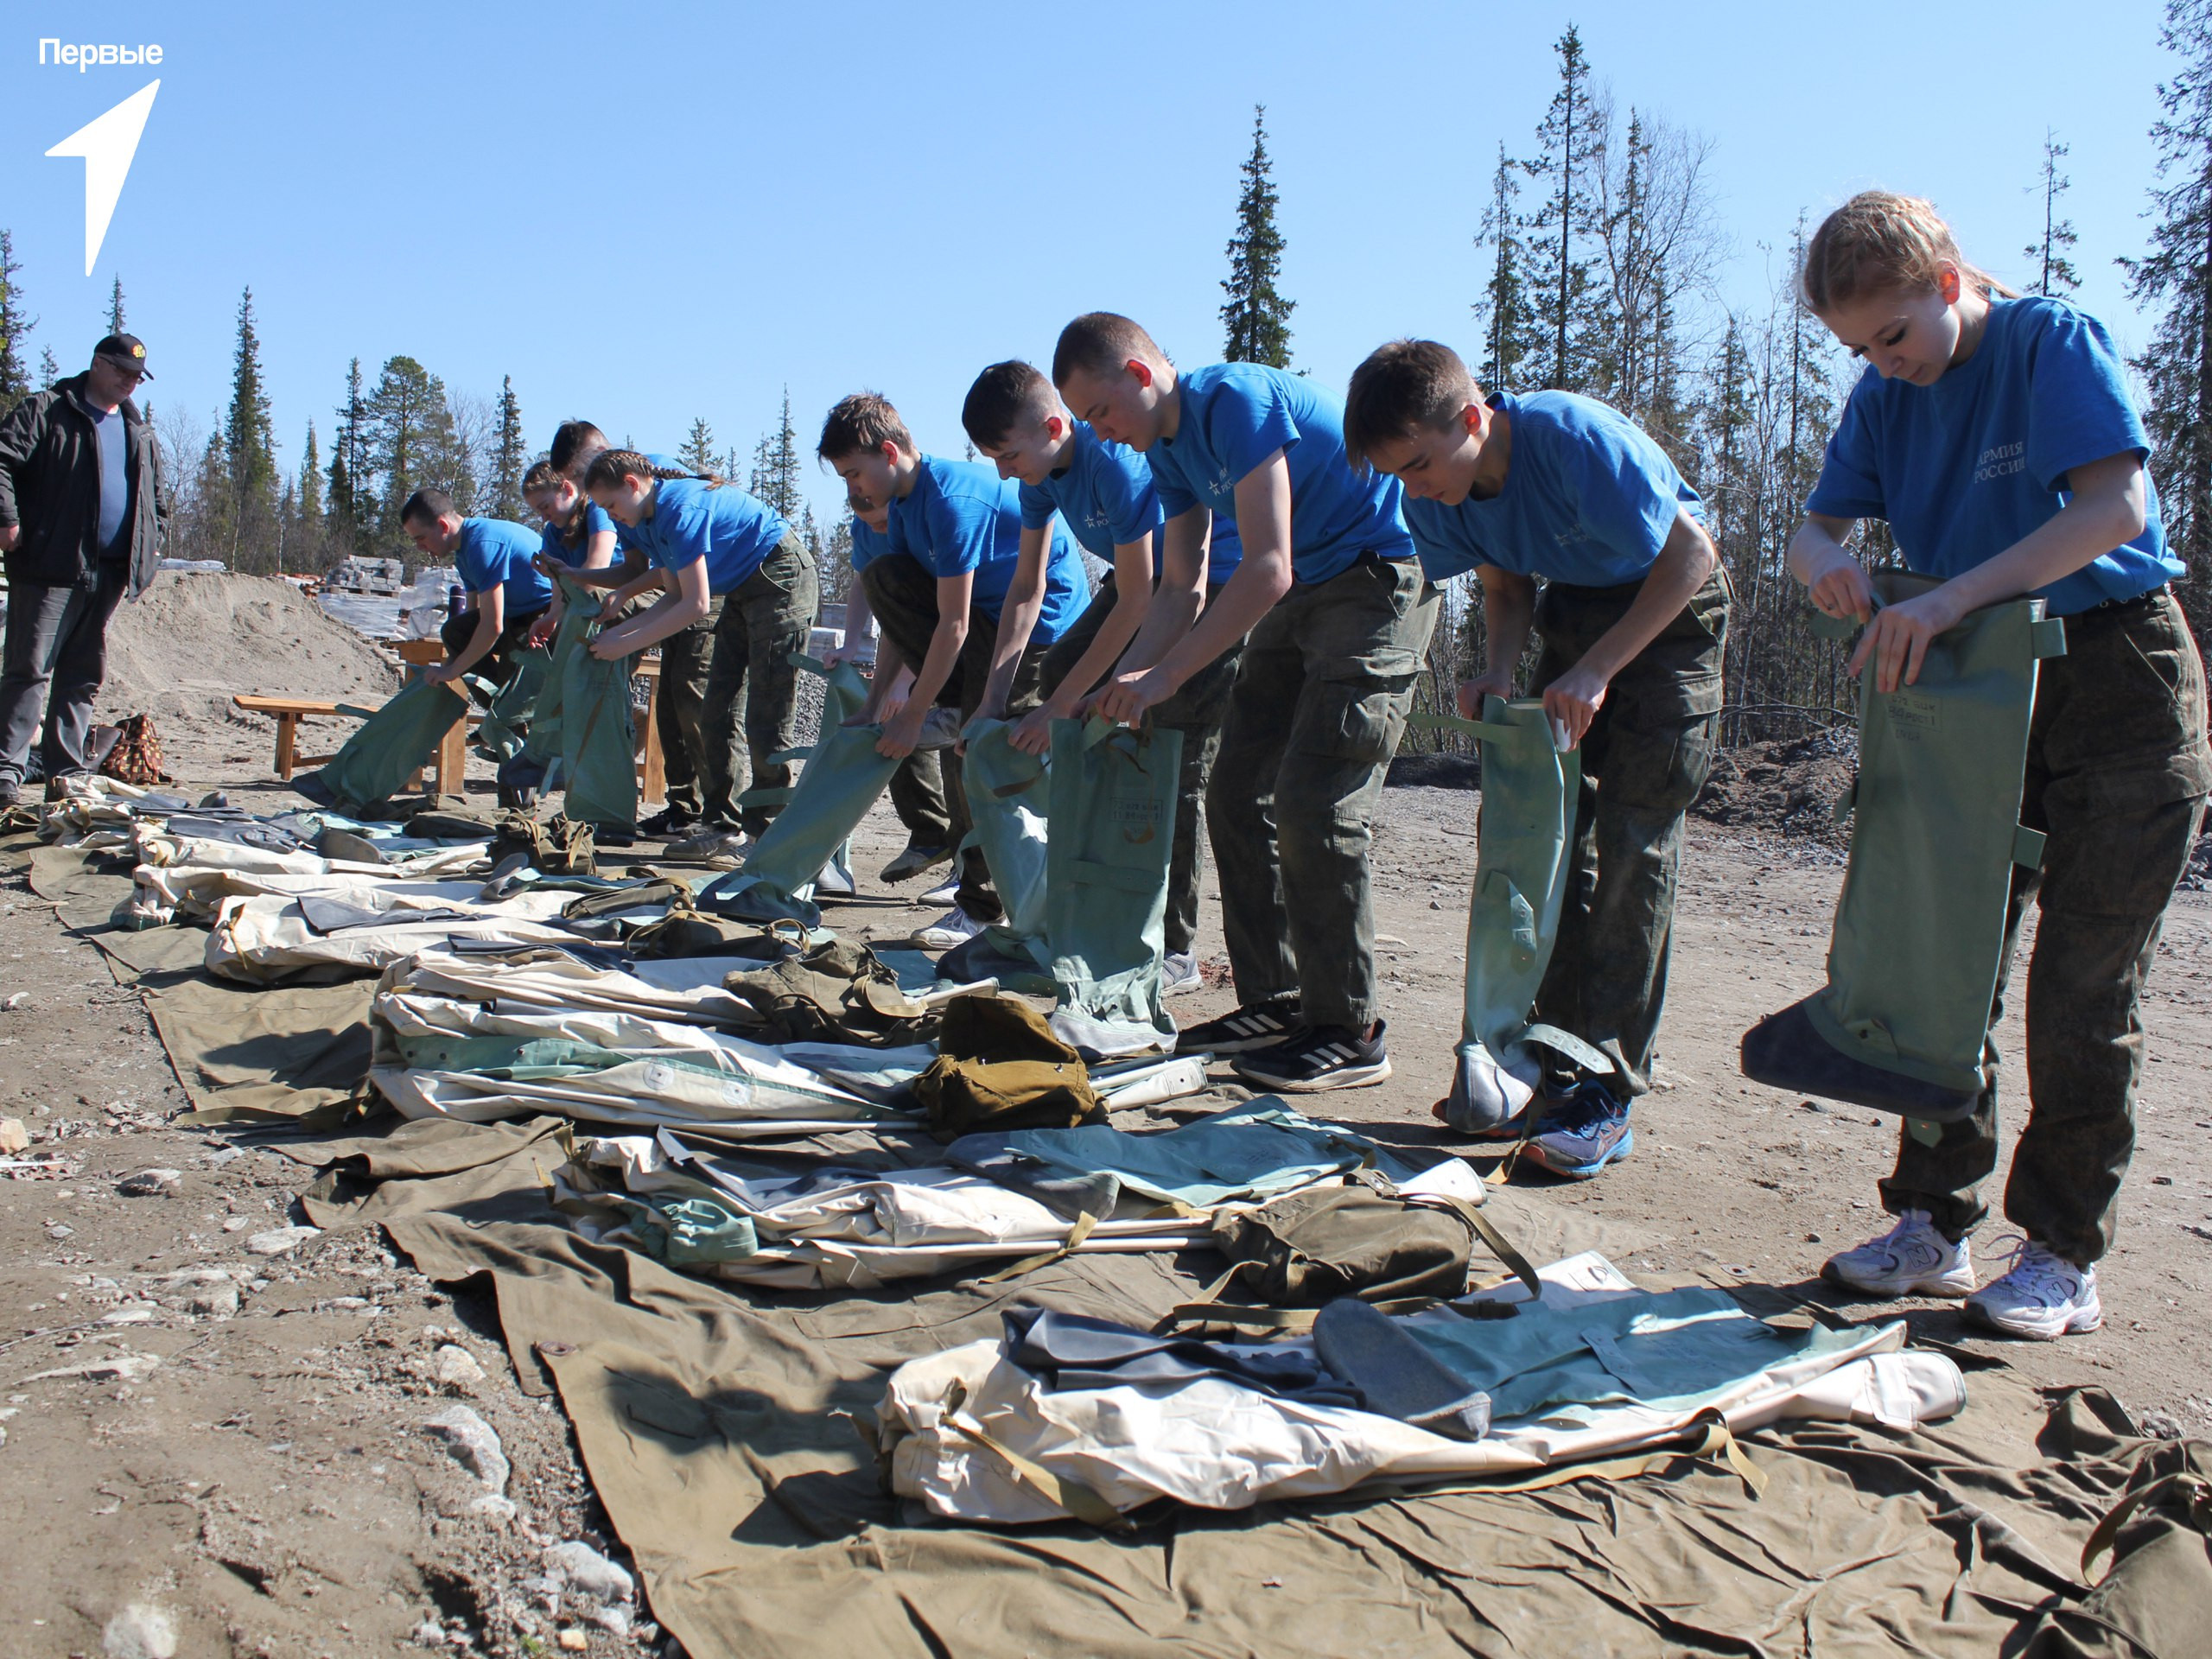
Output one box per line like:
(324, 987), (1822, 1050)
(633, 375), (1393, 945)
(0, 0), (2177, 526)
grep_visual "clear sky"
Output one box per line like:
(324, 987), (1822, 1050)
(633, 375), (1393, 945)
(0, 0), (2177, 526)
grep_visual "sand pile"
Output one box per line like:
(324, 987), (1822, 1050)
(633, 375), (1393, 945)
(96, 572), (401, 750)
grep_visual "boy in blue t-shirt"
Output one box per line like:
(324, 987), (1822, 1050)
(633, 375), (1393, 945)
(1344, 338), (1732, 1178)
(1052, 313), (1438, 1092)
(817, 391), (1090, 946)
(960, 359), (1241, 991)
(403, 487), (552, 691)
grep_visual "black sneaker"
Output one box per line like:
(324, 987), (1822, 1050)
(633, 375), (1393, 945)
(1175, 995), (1301, 1056)
(0, 778), (18, 810)
(1232, 1022), (1393, 1092)
(638, 806), (698, 837)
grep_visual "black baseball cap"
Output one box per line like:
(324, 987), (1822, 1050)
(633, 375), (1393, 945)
(94, 334), (151, 378)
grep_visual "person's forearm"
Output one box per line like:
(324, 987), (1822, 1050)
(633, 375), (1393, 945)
(1577, 527), (1715, 685)
(856, 631), (912, 721)
(844, 580), (876, 640)
(1482, 574), (1537, 677)
(446, 609), (501, 675)
(906, 616), (967, 715)
(1116, 527), (1206, 675)
(1151, 552), (1289, 692)
(598, 590), (706, 655)
(982, 582), (1048, 714)
(1055, 583), (1153, 705)
(1786, 516), (1858, 587)
(1933, 475), (2147, 614)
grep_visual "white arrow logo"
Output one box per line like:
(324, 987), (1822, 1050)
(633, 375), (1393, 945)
(46, 79), (160, 276)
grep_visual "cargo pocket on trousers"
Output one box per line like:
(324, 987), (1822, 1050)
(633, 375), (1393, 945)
(1305, 680), (1410, 766)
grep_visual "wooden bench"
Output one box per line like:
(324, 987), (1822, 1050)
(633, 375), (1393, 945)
(234, 643), (666, 804)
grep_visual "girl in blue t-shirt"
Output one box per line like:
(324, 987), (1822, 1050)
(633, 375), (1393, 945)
(521, 459), (620, 646)
(583, 450), (820, 844)
(1784, 190), (2212, 1340)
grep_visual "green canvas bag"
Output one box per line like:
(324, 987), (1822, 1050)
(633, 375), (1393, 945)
(1410, 702), (1612, 1133)
(1041, 717), (1183, 1058)
(469, 646), (550, 765)
(298, 677), (469, 817)
(1742, 572), (2065, 1122)
(556, 639), (639, 831)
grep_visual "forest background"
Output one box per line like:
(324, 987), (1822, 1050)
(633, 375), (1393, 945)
(3, 2), (2209, 747)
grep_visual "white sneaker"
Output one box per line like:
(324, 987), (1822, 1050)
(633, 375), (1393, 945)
(811, 855), (857, 897)
(1161, 951), (1201, 997)
(1821, 1209), (1975, 1298)
(918, 874), (961, 907)
(912, 906), (987, 950)
(1965, 1239), (2103, 1339)
(669, 828), (748, 860)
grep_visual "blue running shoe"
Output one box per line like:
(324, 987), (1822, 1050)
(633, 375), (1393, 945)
(1522, 1081), (1634, 1179)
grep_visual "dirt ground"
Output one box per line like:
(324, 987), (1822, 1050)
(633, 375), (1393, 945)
(5, 674), (2212, 1656)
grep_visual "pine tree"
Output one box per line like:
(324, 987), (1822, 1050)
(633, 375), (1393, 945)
(749, 391), (803, 516)
(491, 376), (528, 521)
(680, 416), (720, 475)
(298, 422), (323, 524)
(327, 358), (369, 553)
(106, 275), (126, 335)
(1522, 25), (1609, 393)
(1473, 143), (1538, 391)
(38, 346), (60, 389)
(364, 355), (445, 550)
(2121, 0), (2212, 614)
(1219, 105), (1295, 367)
(2023, 130), (2082, 298)
(225, 288), (280, 572)
(0, 231), (33, 417)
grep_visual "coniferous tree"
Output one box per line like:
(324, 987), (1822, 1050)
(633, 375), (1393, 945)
(365, 355), (445, 550)
(1473, 143), (1538, 391)
(225, 288), (280, 571)
(2121, 0), (2212, 617)
(750, 390), (803, 516)
(106, 275), (126, 335)
(298, 422), (323, 524)
(38, 346), (60, 389)
(0, 231), (33, 416)
(420, 374), (477, 514)
(327, 359), (369, 554)
(1219, 105), (1295, 367)
(491, 376), (528, 521)
(680, 416), (720, 475)
(1522, 25), (1609, 393)
(2023, 131), (2082, 298)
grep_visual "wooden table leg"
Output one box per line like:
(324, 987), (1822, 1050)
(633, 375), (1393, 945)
(435, 714), (466, 799)
(275, 715), (299, 779)
(641, 673), (665, 805)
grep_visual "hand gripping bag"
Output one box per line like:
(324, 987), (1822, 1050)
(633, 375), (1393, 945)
(700, 657), (899, 928)
(1410, 702), (1611, 1133)
(1740, 572), (2066, 1122)
(1041, 717), (1183, 1058)
(469, 647), (551, 765)
(295, 677), (468, 816)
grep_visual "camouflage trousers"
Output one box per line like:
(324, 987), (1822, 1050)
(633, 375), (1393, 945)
(1530, 567), (1731, 1096)
(1885, 588), (2212, 1264)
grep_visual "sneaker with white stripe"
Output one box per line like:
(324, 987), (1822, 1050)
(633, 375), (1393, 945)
(1232, 1022), (1393, 1093)
(1175, 995), (1301, 1056)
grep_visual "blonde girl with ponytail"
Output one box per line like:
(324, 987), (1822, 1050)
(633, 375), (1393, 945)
(1786, 190), (2211, 1338)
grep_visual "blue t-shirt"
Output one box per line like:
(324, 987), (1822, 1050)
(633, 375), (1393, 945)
(1406, 391), (1704, 588)
(886, 454), (1090, 642)
(624, 477), (791, 595)
(454, 518), (552, 613)
(1018, 420), (1163, 561)
(538, 500), (617, 569)
(79, 396), (129, 556)
(1147, 362), (1414, 586)
(604, 452), (687, 554)
(1806, 296), (2180, 615)
(849, 516), (889, 573)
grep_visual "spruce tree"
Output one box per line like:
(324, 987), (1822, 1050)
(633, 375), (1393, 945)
(107, 275), (126, 334)
(2121, 0), (2212, 611)
(298, 422), (323, 523)
(365, 355), (443, 550)
(680, 416), (720, 475)
(2023, 130), (2082, 298)
(1219, 105), (1295, 367)
(1473, 143), (1537, 391)
(225, 288), (280, 571)
(38, 347), (60, 389)
(0, 231), (33, 416)
(1522, 25), (1608, 393)
(327, 359), (369, 553)
(492, 376), (528, 521)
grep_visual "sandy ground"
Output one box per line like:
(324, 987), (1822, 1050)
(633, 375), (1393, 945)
(4, 688), (2211, 1656)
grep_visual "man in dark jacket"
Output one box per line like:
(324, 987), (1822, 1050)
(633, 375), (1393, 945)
(0, 334), (170, 807)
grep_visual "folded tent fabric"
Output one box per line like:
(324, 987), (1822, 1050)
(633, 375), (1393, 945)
(1041, 716), (1182, 1057)
(295, 676), (470, 815)
(1408, 702), (1605, 1132)
(1741, 572), (2066, 1122)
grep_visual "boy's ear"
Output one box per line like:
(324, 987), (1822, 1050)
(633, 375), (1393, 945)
(1127, 358), (1154, 390)
(878, 439), (901, 467)
(1463, 404), (1484, 436)
(1045, 413), (1065, 442)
